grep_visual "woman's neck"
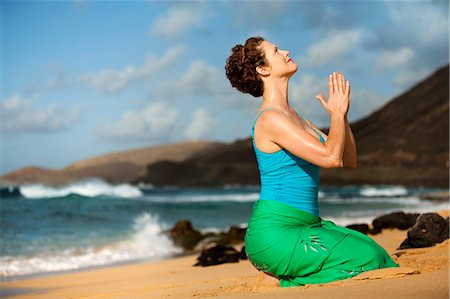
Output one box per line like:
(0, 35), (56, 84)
(261, 77), (290, 110)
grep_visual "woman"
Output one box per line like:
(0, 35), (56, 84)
(224, 36), (399, 288)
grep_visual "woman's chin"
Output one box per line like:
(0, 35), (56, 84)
(287, 66), (298, 77)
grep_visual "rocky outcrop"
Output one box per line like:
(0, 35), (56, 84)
(399, 213), (450, 249)
(370, 212), (420, 234)
(194, 245), (247, 267)
(345, 223), (371, 235)
(2, 64), (448, 188)
(137, 63), (449, 188)
(168, 220), (205, 251)
(0, 141), (223, 186)
(134, 138), (259, 187)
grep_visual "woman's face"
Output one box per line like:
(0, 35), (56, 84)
(259, 40), (298, 78)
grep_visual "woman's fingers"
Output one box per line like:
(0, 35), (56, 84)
(315, 94), (329, 114)
(333, 72), (338, 94)
(328, 73), (334, 95)
(344, 77), (350, 98)
(338, 72), (344, 94)
(315, 94), (326, 106)
(335, 72), (350, 96)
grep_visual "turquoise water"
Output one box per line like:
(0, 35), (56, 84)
(0, 178), (447, 279)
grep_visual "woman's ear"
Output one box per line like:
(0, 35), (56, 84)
(256, 65), (270, 76)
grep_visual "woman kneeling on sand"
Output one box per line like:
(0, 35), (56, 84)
(224, 36), (399, 287)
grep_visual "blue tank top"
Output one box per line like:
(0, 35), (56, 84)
(251, 107), (325, 217)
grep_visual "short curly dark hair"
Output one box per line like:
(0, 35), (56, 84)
(225, 36), (268, 98)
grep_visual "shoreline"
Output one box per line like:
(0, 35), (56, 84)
(1, 210), (448, 299)
(3, 206), (447, 283)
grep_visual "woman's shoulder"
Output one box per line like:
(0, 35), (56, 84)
(256, 108), (292, 129)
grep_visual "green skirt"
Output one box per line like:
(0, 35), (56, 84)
(244, 199), (400, 287)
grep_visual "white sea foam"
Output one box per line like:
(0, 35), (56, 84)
(198, 223), (249, 237)
(146, 192), (260, 203)
(359, 185), (408, 197)
(322, 196), (422, 205)
(136, 182), (155, 190)
(19, 178), (142, 199)
(0, 212), (182, 278)
(323, 215), (377, 227)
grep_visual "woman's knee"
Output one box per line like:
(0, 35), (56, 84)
(342, 235), (385, 264)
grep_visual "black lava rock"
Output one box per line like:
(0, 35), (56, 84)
(239, 245), (248, 260)
(169, 220), (204, 251)
(371, 211), (420, 234)
(217, 226), (247, 246)
(399, 213), (450, 249)
(194, 245), (241, 267)
(346, 223), (371, 235)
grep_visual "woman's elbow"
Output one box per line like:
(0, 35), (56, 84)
(320, 158), (344, 169)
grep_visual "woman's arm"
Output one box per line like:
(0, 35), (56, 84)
(342, 116), (357, 168)
(257, 72), (349, 169)
(306, 117), (357, 168)
(258, 110), (345, 168)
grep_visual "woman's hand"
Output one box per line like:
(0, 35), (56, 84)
(315, 72), (350, 117)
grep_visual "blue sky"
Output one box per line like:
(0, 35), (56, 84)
(1, 0), (448, 175)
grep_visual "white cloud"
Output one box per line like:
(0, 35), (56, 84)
(377, 1), (448, 89)
(157, 60), (228, 98)
(79, 45), (184, 95)
(151, 6), (205, 38)
(94, 58), (259, 143)
(96, 101), (179, 141)
(363, 1), (448, 87)
(183, 108), (217, 140)
(156, 59), (258, 114)
(289, 74), (386, 126)
(23, 64), (74, 99)
(228, 1), (287, 28)
(385, 1), (448, 45)
(0, 94), (81, 134)
(394, 68), (430, 89)
(301, 29), (364, 68)
(348, 88), (386, 122)
(289, 74), (329, 124)
(374, 47), (416, 72)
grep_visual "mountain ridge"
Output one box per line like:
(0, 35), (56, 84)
(2, 63), (448, 187)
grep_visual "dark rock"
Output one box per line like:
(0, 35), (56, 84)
(194, 245), (241, 267)
(193, 226), (248, 252)
(371, 212), (420, 234)
(398, 213), (450, 249)
(203, 231), (220, 238)
(239, 245), (248, 260)
(138, 64), (449, 188)
(322, 64), (449, 187)
(193, 235), (222, 252)
(346, 223), (370, 235)
(168, 220), (204, 251)
(217, 226), (247, 246)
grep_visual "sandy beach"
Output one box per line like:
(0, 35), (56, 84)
(1, 210), (448, 299)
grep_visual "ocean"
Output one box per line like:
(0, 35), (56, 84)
(1, 178), (448, 281)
